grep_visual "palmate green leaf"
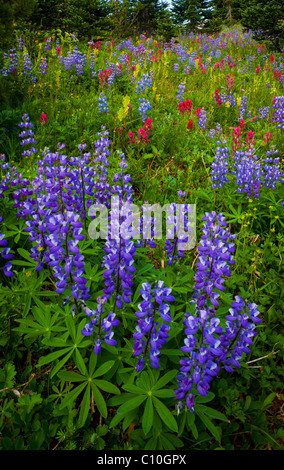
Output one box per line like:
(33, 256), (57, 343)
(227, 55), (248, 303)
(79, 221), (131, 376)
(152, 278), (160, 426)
(195, 391), (215, 404)
(22, 294), (31, 317)
(91, 382), (107, 418)
(117, 395), (147, 414)
(152, 389), (175, 399)
(122, 383), (147, 394)
(144, 436), (158, 450)
(122, 409), (137, 431)
(152, 369), (178, 391)
(38, 346), (73, 367)
(178, 272), (194, 284)
(75, 348), (88, 376)
(17, 248), (37, 263)
(93, 379), (120, 395)
(14, 302), (64, 339)
(14, 318), (45, 337)
(11, 259), (36, 268)
(41, 336), (70, 348)
(89, 350), (97, 376)
(196, 409), (221, 443)
(92, 360), (115, 378)
(58, 370), (85, 382)
(162, 432), (184, 449)
(59, 382), (87, 410)
(50, 349), (74, 379)
(109, 411), (125, 429)
(78, 383), (91, 428)
(142, 396), (154, 435)
(136, 371), (152, 391)
(107, 392), (134, 407)
(65, 315), (76, 343)
(152, 396), (178, 433)
(159, 433), (177, 450)
(195, 404), (229, 422)
(172, 286), (189, 294)
(187, 411), (198, 439)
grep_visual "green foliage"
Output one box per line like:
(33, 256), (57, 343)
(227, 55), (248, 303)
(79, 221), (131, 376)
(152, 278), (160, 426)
(172, 0), (213, 30)
(240, 0), (284, 51)
(0, 19), (283, 452)
(63, 0), (112, 38)
(0, 0), (37, 50)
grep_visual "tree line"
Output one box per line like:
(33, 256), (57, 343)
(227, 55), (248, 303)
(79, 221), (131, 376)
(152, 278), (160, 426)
(0, 0), (283, 50)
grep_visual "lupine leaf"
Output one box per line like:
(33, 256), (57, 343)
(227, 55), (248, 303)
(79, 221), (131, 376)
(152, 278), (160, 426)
(197, 410), (221, 442)
(91, 383), (107, 418)
(117, 395), (147, 414)
(195, 404), (229, 422)
(93, 379), (120, 395)
(78, 383), (91, 428)
(142, 396), (154, 435)
(92, 360), (115, 378)
(58, 370), (86, 382)
(152, 396), (178, 433)
(59, 382), (87, 409)
(152, 369), (178, 391)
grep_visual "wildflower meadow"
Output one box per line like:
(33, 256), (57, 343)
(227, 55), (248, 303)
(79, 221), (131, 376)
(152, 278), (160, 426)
(0, 5), (283, 453)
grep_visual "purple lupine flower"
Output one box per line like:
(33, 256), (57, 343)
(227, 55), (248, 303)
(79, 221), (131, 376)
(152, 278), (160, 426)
(0, 154), (25, 277)
(133, 280), (174, 371)
(198, 109), (207, 129)
(0, 216), (14, 277)
(206, 122), (223, 139)
(210, 146), (230, 189)
(175, 213), (261, 413)
(23, 52), (37, 83)
(258, 106), (270, 120)
(101, 151), (136, 310)
(81, 296), (119, 354)
(0, 49), (18, 76)
(220, 92), (236, 107)
(177, 82), (186, 102)
(61, 46), (87, 77)
(39, 57), (48, 75)
(271, 96), (284, 130)
(262, 154), (283, 190)
(164, 196), (193, 265)
(97, 92), (109, 113)
(0, 154), (22, 199)
(192, 211), (236, 309)
(91, 126), (112, 209)
(136, 202), (157, 249)
(135, 73), (153, 95)
(15, 141), (91, 302)
(17, 38), (24, 51)
(138, 98), (152, 122)
(238, 96), (248, 120)
(44, 37), (52, 52)
(89, 52), (96, 78)
(232, 149), (262, 199)
(18, 114), (37, 157)
(220, 298), (261, 373)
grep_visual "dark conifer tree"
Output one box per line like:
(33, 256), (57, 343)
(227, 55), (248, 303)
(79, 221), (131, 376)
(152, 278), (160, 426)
(171, 0), (212, 30)
(0, 0), (37, 48)
(240, 0), (284, 51)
